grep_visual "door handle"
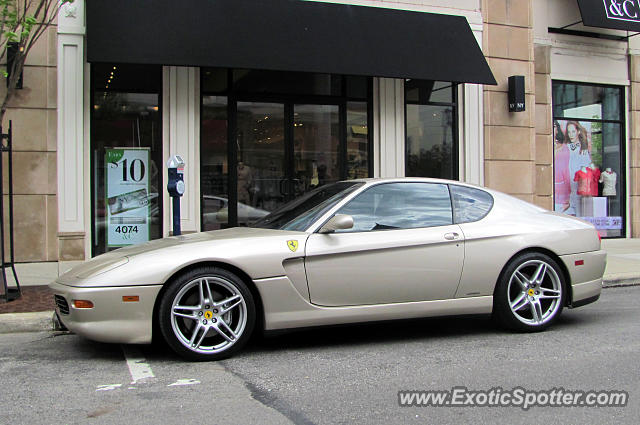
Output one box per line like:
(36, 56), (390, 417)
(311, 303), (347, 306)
(444, 232), (460, 241)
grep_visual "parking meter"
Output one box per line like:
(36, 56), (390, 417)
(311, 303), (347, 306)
(167, 155), (185, 236)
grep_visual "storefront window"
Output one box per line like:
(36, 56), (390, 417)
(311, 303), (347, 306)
(552, 81), (625, 237)
(201, 68), (371, 230)
(347, 102), (369, 179)
(405, 80), (458, 179)
(91, 64), (163, 256)
(201, 96), (229, 230)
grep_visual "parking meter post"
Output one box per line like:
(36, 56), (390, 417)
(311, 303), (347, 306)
(167, 155), (186, 237)
(172, 196), (181, 236)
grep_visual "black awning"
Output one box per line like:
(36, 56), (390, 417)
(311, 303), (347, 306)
(86, 0), (496, 85)
(578, 0), (640, 31)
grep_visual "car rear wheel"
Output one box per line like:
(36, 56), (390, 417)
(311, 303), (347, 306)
(158, 267), (255, 361)
(493, 253), (565, 332)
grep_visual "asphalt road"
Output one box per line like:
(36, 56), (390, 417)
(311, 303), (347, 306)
(0, 286), (638, 424)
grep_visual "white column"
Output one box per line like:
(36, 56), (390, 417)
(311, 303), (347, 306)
(462, 23), (485, 185)
(373, 77), (405, 178)
(163, 66), (201, 234)
(57, 1), (86, 234)
(462, 83), (484, 185)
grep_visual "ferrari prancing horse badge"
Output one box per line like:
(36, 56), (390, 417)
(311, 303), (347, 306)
(287, 240), (298, 252)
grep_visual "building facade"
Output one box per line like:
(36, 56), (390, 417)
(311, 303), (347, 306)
(4, 0), (640, 285)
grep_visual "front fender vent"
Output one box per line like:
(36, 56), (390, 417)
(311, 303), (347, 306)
(54, 295), (69, 315)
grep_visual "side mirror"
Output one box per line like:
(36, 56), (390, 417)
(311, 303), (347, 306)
(319, 214), (354, 234)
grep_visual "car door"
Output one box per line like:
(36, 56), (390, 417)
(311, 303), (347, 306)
(304, 182), (465, 306)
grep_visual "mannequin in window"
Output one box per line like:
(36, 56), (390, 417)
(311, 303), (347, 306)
(574, 166), (594, 197)
(589, 162), (600, 197)
(310, 161), (319, 188)
(600, 168), (617, 197)
(237, 161), (253, 205)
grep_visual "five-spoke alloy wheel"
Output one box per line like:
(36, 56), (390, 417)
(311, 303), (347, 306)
(159, 267), (255, 361)
(494, 252), (566, 332)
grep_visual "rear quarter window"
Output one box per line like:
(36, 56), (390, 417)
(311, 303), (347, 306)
(450, 185), (494, 224)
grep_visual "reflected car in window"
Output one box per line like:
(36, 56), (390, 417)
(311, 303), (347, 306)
(201, 195), (269, 227)
(51, 178), (606, 361)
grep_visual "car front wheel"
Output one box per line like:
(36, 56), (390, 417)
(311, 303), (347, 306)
(493, 253), (565, 332)
(158, 267), (255, 361)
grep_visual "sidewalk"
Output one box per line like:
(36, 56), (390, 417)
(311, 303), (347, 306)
(600, 238), (640, 286)
(1, 238), (639, 332)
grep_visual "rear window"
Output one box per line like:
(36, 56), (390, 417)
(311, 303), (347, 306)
(450, 185), (493, 224)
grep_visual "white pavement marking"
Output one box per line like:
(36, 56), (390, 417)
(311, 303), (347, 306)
(168, 379), (201, 386)
(96, 384), (122, 392)
(121, 345), (155, 384)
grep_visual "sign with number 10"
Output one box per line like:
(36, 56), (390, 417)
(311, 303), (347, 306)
(105, 148), (151, 247)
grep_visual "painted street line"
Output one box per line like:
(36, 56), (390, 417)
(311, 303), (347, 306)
(121, 345), (155, 384)
(96, 384), (122, 392)
(168, 379), (201, 386)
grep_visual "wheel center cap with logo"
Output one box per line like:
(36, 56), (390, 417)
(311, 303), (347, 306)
(528, 288), (535, 297)
(204, 311), (213, 320)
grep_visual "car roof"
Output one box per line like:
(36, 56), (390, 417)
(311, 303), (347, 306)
(345, 177), (487, 190)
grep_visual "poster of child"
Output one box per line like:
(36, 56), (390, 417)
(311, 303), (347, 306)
(554, 120), (593, 216)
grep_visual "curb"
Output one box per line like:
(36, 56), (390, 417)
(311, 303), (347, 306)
(603, 279), (640, 288)
(0, 311), (54, 334)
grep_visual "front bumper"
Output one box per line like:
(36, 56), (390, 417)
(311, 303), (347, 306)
(49, 281), (162, 344)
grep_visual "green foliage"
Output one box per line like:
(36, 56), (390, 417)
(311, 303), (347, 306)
(0, 0), (74, 124)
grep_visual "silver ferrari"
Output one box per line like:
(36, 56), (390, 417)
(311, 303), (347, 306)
(50, 178), (606, 360)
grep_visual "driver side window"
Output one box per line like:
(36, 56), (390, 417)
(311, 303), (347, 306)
(335, 182), (453, 232)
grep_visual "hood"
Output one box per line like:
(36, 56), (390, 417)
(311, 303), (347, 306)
(106, 227), (292, 258)
(57, 227), (308, 285)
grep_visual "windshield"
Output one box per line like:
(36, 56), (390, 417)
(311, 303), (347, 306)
(251, 182), (363, 231)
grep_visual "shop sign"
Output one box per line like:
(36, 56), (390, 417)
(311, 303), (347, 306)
(105, 148), (151, 247)
(579, 216), (623, 230)
(604, 0), (640, 22)
(579, 0), (640, 31)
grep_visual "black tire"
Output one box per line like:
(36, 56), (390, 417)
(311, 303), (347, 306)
(493, 252), (566, 332)
(158, 266), (256, 361)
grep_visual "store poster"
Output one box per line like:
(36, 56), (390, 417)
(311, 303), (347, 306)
(553, 120), (621, 231)
(105, 148), (151, 247)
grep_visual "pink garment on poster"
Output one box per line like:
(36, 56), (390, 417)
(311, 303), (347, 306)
(554, 144), (571, 204)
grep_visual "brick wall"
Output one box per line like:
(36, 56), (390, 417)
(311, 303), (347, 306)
(481, 0), (536, 202)
(0, 27), (58, 262)
(534, 44), (552, 210)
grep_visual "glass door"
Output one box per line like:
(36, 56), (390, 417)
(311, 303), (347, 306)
(200, 69), (372, 231)
(292, 104), (340, 198)
(235, 102), (342, 224)
(236, 102), (287, 221)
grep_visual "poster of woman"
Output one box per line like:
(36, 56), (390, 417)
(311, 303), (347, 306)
(554, 120), (593, 216)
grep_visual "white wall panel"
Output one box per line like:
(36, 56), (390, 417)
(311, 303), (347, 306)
(57, 0), (86, 234)
(163, 66), (201, 234)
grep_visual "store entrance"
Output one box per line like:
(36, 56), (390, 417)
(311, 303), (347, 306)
(236, 101), (340, 217)
(200, 69), (371, 231)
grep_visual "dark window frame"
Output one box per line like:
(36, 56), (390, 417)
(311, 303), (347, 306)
(89, 63), (164, 257)
(200, 68), (373, 230)
(552, 80), (626, 239)
(404, 81), (459, 180)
